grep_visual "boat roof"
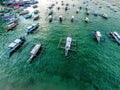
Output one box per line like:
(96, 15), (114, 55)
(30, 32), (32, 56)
(27, 26), (33, 29)
(8, 42), (16, 48)
(30, 44), (41, 54)
(14, 39), (21, 43)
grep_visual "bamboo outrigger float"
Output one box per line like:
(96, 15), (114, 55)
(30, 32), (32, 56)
(57, 37), (77, 56)
(28, 44), (41, 63)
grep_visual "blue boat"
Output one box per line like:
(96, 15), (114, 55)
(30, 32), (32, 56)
(24, 14), (32, 19)
(6, 37), (25, 56)
(26, 23), (39, 34)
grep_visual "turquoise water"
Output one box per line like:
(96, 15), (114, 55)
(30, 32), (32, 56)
(0, 0), (120, 90)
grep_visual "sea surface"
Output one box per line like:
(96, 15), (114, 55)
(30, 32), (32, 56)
(0, 0), (120, 90)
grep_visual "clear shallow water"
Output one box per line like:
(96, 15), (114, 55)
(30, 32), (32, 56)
(0, 0), (120, 90)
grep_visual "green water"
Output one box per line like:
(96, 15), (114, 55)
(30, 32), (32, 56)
(0, 0), (120, 90)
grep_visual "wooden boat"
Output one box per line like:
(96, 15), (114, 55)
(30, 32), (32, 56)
(95, 31), (102, 43)
(32, 5), (38, 8)
(65, 37), (72, 56)
(102, 14), (108, 19)
(48, 15), (53, 22)
(59, 15), (63, 23)
(110, 32), (120, 44)
(19, 10), (29, 15)
(33, 15), (39, 21)
(94, 11), (99, 16)
(34, 10), (39, 14)
(58, 37), (77, 56)
(7, 37), (25, 56)
(28, 44), (41, 63)
(84, 17), (89, 23)
(86, 10), (90, 15)
(15, 7), (24, 13)
(6, 20), (18, 31)
(48, 10), (53, 16)
(71, 16), (74, 22)
(26, 23), (39, 34)
(0, 13), (4, 16)
(24, 14), (32, 19)
(76, 9), (79, 14)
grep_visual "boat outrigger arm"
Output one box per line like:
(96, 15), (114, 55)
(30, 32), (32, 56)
(65, 37), (72, 56)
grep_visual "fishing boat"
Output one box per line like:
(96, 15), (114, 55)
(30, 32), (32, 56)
(65, 37), (72, 56)
(94, 11), (99, 16)
(34, 10), (39, 14)
(32, 5), (38, 8)
(84, 17), (89, 23)
(24, 14), (32, 19)
(86, 10), (90, 15)
(95, 31), (102, 43)
(58, 37), (77, 56)
(33, 15), (39, 21)
(19, 10), (29, 15)
(27, 44), (41, 63)
(7, 37), (25, 56)
(14, 7), (24, 13)
(48, 15), (53, 22)
(6, 20), (18, 31)
(48, 10), (53, 16)
(0, 13), (4, 16)
(26, 23), (39, 34)
(102, 14), (108, 19)
(110, 32), (120, 44)
(59, 15), (63, 23)
(76, 9), (79, 14)
(71, 15), (74, 22)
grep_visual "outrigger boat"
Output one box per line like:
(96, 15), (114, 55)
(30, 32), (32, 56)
(26, 23), (39, 34)
(32, 5), (38, 8)
(6, 20), (18, 31)
(102, 14), (108, 19)
(48, 15), (53, 22)
(109, 32), (120, 44)
(19, 10), (29, 15)
(6, 37), (25, 57)
(34, 10), (39, 14)
(84, 17), (89, 23)
(71, 15), (74, 22)
(95, 31), (102, 43)
(24, 14), (32, 19)
(94, 11), (99, 16)
(57, 36), (77, 56)
(59, 15), (63, 23)
(33, 15), (39, 21)
(28, 44), (41, 63)
(65, 37), (72, 56)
